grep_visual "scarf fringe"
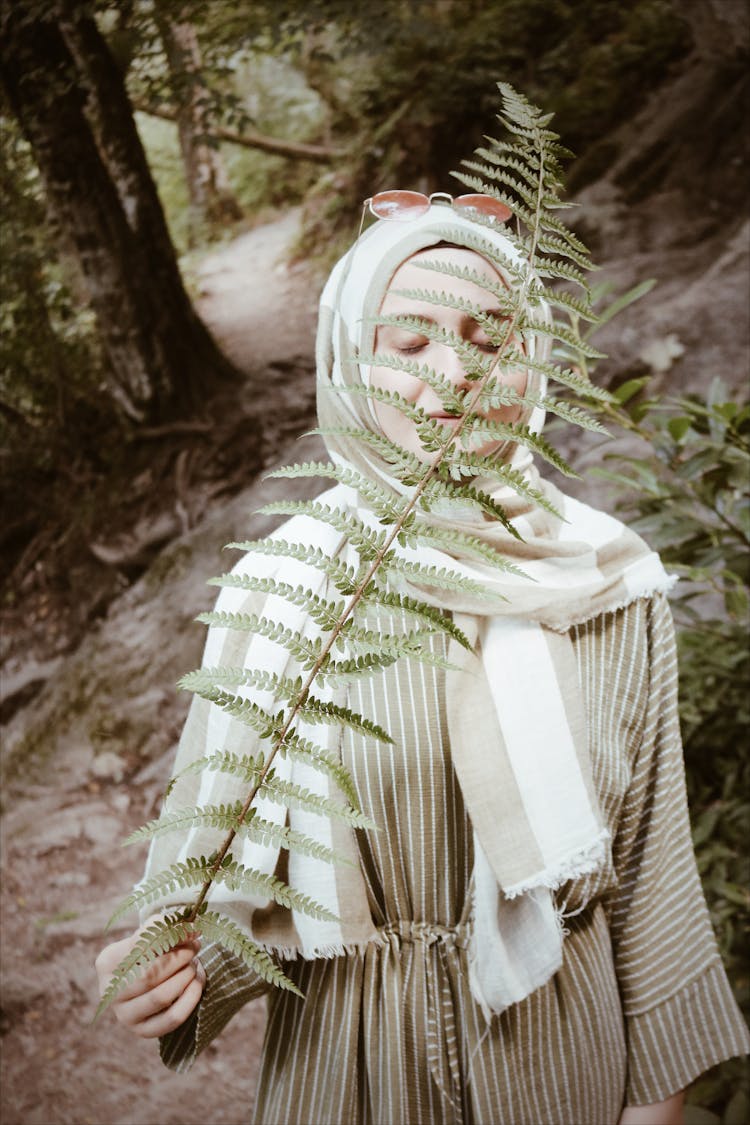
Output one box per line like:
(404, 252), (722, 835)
(253, 935), (385, 962)
(503, 829), (611, 899)
(541, 573), (678, 634)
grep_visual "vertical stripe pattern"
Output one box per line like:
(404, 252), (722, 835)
(160, 594), (749, 1121)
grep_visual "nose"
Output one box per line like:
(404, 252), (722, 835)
(439, 343), (473, 390)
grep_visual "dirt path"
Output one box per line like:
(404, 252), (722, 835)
(0, 211), (322, 1125)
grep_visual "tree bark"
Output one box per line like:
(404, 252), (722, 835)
(0, 0), (239, 422)
(155, 7), (243, 243)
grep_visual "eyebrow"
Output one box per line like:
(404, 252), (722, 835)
(377, 308), (507, 331)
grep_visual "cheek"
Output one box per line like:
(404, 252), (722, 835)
(506, 367), (528, 395)
(369, 363), (423, 402)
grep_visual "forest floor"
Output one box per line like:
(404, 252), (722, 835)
(0, 209), (322, 1125)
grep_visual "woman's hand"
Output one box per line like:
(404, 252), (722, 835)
(619, 1091), (684, 1125)
(94, 916), (206, 1038)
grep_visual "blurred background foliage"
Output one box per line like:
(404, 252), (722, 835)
(591, 379), (750, 1125)
(0, 1), (747, 1117)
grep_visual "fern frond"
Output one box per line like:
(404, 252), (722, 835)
(338, 621), (467, 665)
(457, 417), (577, 477)
(534, 257), (590, 292)
(269, 457), (411, 523)
(374, 555), (507, 597)
(194, 910), (303, 995)
(167, 748), (265, 795)
(124, 803), (247, 845)
(279, 732), (361, 808)
(263, 776), (376, 827)
(241, 813), (343, 865)
(370, 314), (495, 376)
(195, 611), (320, 667)
(501, 348), (614, 402)
(217, 542), (362, 596)
(419, 476), (520, 537)
(258, 501), (388, 559)
(104, 82), (611, 1012)
(95, 913), (206, 1017)
(358, 588), (472, 647)
(106, 857), (224, 928)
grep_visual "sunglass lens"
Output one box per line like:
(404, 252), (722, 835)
(370, 190), (431, 221)
(455, 194), (512, 223)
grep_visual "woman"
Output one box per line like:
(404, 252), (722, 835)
(96, 199), (749, 1124)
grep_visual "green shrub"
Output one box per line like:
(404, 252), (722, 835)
(594, 379), (750, 1122)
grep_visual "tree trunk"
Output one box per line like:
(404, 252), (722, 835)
(0, 0), (239, 422)
(155, 8), (243, 244)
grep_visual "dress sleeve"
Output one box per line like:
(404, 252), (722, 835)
(604, 593), (749, 1106)
(159, 942), (270, 1073)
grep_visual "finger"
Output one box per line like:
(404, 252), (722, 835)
(95, 932), (143, 979)
(130, 972), (206, 1039)
(113, 943), (200, 1003)
(96, 924), (200, 982)
(114, 960), (200, 1028)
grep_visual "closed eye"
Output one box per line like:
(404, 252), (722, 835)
(375, 327), (430, 354)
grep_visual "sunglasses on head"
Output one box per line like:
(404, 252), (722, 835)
(360, 189), (512, 236)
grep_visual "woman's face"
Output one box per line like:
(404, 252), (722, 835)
(369, 246), (526, 464)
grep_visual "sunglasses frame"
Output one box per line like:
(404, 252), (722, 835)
(359, 189), (512, 237)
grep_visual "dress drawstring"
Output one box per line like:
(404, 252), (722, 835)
(381, 922), (468, 1124)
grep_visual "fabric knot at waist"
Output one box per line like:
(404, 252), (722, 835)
(379, 920), (470, 951)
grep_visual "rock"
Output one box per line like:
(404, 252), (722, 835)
(639, 333), (686, 374)
(90, 751), (127, 783)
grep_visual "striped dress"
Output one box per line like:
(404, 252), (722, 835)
(160, 593), (749, 1123)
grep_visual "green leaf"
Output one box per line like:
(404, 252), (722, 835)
(667, 416), (692, 443)
(588, 279), (656, 333)
(613, 377), (649, 405)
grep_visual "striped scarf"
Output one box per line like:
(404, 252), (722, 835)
(143, 209), (673, 1018)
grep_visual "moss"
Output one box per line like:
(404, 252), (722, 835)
(143, 542), (193, 594)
